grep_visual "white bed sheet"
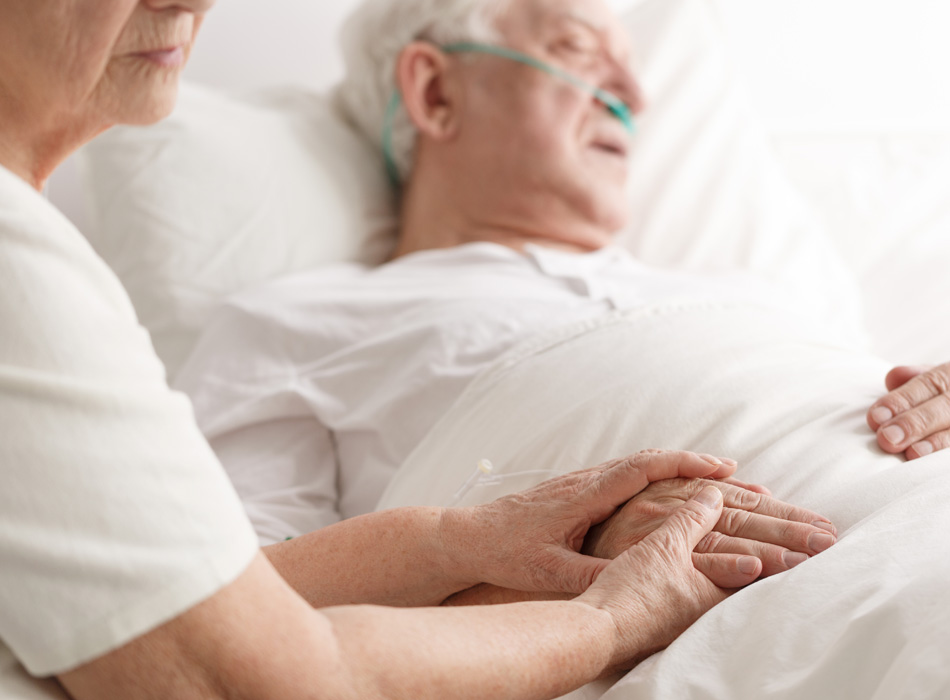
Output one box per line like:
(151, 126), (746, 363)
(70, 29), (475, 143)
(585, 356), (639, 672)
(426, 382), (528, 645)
(377, 301), (950, 699)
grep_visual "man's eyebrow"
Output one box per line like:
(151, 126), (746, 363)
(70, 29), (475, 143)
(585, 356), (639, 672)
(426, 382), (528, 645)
(558, 10), (606, 34)
(555, 10), (633, 64)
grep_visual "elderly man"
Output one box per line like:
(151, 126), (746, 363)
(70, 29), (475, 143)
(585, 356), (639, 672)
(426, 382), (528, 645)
(174, 0), (840, 635)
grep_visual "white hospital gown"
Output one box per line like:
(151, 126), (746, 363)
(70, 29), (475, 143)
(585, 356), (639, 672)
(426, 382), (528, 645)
(175, 242), (797, 544)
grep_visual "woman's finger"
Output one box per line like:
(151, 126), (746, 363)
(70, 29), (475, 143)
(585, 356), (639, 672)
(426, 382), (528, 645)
(643, 486), (724, 553)
(692, 553), (762, 589)
(574, 451), (735, 524)
(694, 531), (809, 577)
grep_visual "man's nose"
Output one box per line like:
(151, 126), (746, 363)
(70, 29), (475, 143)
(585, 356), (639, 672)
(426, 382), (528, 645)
(604, 57), (647, 117)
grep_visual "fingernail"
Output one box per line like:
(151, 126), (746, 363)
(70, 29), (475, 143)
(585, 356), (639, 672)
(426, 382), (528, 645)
(783, 552), (809, 568)
(808, 533), (836, 553)
(912, 441), (934, 457)
(722, 458), (738, 467)
(701, 455), (724, 466)
(812, 520), (837, 535)
(871, 407), (893, 425)
(882, 425), (906, 446)
(695, 486), (723, 509)
(737, 556), (760, 575)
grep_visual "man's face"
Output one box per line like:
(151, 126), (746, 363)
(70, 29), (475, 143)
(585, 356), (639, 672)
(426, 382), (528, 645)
(451, 0), (644, 250)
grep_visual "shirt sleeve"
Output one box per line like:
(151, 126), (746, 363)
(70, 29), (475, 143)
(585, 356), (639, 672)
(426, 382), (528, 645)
(0, 178), (258, 677)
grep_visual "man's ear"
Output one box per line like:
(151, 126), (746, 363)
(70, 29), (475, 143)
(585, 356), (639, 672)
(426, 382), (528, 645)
(396, 41), (461, 141)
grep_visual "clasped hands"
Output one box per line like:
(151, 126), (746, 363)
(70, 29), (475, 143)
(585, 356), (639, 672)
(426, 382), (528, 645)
(439, 450), (836, 669)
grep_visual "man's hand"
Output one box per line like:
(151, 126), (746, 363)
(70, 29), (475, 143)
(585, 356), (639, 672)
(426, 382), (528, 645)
(583, 478), (837, 583)
(868, 363), (950, 460)
(438, 450), (739, 596)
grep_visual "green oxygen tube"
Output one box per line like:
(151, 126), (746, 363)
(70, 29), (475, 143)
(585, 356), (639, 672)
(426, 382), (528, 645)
(382, 42), (635, 187)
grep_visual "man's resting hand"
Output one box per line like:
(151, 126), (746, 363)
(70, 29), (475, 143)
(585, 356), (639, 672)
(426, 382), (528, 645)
(583, 477), (837, 584)
(868, 363), (950, 460)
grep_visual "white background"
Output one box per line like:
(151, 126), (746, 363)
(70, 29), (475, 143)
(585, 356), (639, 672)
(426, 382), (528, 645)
(181, 0), (950, 129)
(50, 0), (950, 225)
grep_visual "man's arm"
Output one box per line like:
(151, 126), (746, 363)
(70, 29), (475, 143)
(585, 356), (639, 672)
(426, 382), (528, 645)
(60, 490), (729, 700)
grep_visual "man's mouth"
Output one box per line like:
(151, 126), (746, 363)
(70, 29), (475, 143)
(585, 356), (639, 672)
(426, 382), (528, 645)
(590, 140), (629, 158)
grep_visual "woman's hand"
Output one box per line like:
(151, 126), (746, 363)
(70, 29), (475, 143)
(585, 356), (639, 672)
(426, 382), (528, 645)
(868, 363), (950, 460)
(437, 450), (739, 595)
(577, 487), (740, 672)
(583, 478), (837, 584)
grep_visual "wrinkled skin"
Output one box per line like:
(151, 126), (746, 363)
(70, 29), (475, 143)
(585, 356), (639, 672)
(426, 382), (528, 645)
(584, 477), (837, 578)
(868, 363), (950, 461)
(439, 449), (746, 596)
(576, 485), (735, 672)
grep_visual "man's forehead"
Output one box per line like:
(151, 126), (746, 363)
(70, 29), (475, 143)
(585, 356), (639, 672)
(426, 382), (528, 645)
(505, 0), (617, 27)
(501, 0), (630, 53)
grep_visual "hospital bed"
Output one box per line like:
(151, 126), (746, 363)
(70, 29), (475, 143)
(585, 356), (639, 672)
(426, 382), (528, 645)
(52, 0), (950, 697)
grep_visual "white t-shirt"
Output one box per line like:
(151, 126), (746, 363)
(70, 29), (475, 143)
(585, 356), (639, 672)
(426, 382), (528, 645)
(0, 165), (258, 697)
(176, 242), (796, 544)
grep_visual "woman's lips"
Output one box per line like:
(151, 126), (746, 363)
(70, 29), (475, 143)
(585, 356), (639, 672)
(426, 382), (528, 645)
(134, 46), (186, 67)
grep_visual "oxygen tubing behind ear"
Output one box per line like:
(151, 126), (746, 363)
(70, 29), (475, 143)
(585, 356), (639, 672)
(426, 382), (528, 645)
(382, 42), (636, 188)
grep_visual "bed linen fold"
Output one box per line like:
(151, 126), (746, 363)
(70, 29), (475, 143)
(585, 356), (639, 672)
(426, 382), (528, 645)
(376, 301), (950, 699)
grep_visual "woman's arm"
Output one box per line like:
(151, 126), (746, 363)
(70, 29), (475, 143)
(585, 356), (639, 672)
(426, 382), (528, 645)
(263, 506), (478, 608)
(61, 489), (730, 700)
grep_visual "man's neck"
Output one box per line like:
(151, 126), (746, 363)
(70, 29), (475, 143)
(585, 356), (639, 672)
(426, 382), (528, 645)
(394, 168), (607, 260)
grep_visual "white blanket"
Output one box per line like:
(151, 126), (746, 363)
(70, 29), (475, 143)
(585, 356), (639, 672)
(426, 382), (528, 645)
(377, 301), (950, 699)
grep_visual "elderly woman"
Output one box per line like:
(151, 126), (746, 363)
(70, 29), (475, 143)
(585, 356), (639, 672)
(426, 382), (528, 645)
(0, 1), (840, 699)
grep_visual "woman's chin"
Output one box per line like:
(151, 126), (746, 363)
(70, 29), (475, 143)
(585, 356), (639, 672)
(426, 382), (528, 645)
(119, 84), (181, 126)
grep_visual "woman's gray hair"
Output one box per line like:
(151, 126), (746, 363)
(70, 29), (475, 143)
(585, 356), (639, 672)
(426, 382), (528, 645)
(334, 0), (509, 185)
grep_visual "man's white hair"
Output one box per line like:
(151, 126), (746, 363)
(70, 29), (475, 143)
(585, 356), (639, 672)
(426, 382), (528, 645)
(335, 0), (509, 185)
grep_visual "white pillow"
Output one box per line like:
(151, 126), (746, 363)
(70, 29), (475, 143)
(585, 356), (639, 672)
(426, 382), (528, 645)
(79, 0), (864, 380)
(617, 0), (864, 341)
(80, 85), (396, 379)
(772, 134), (950, 364)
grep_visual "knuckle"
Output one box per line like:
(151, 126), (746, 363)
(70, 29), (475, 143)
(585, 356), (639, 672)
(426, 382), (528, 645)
(695, 531), (725, 554)
(732, 486), (762, 511)
(780, 521), (804, 545)
(717, 508), (745, 535)
(901, 412), (930, 437)
(884, 393), (913, 414)
(923, 369), (950, 396)
(932, 431), (950, 450)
